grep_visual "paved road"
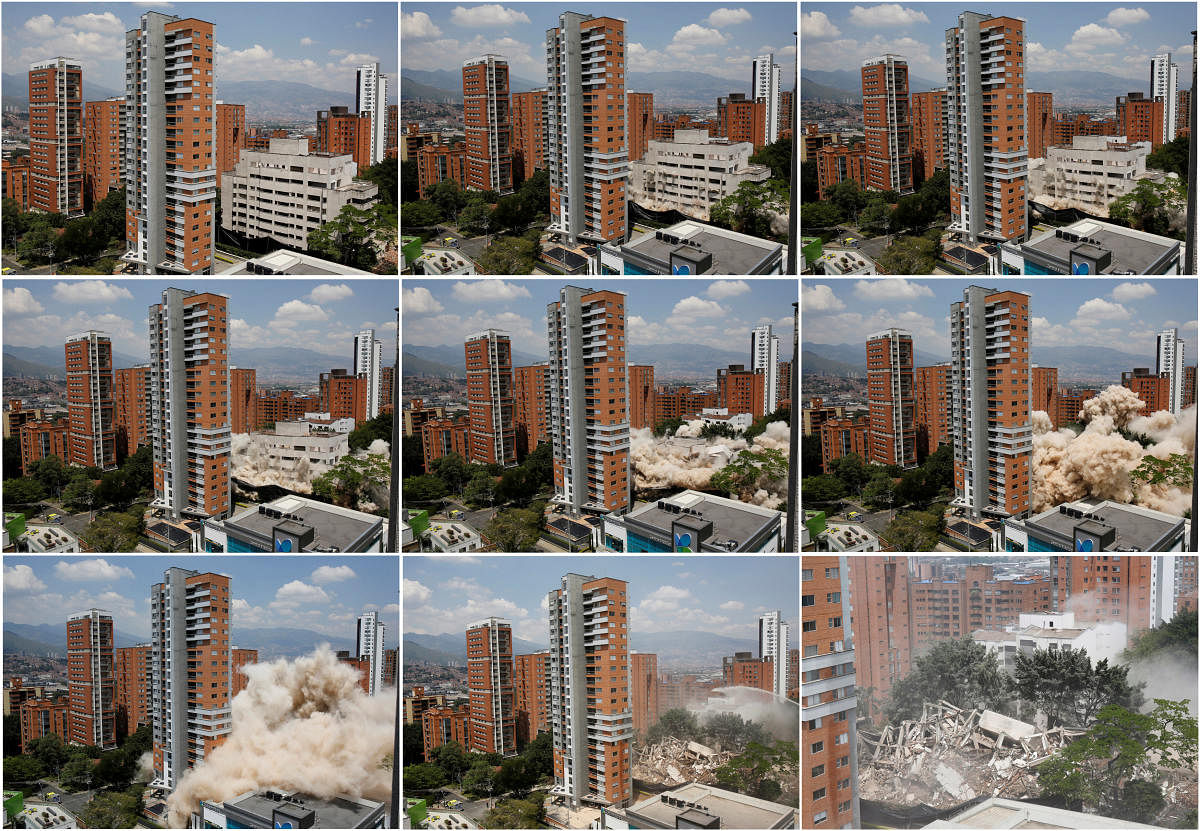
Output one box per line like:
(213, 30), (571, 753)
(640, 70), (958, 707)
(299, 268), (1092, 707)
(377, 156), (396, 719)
(2, 253), (55, 274)
(837, 499), (896, 541)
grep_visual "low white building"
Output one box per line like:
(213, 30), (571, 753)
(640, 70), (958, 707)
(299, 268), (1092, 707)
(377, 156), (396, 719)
(629, 130), (771, 221)
(972, 611), (1128, 671)
(19, 804), (76, 829)
(20, 524), (80, 553)
(414, 248), (477, 275)
(218, 249), (373, 275)
(425, 521), (483, 552)
(221, 138), (378, 250)
(817, 249), (876, 275)
(259, 421), (350, 475)
(819, 521), (881, 551)
(1028, 135), (1164, 217)
(699, 408), (754, 430)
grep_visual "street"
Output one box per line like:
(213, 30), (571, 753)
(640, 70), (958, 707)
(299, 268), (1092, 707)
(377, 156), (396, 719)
(837, 499), (896, 540)
(2, 253), (55, 274)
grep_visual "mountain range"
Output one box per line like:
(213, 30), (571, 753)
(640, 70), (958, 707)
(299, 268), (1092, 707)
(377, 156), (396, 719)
(803, 342), (1165, 380)
(801, 67), (1190, 107)
(404, 629), (758, 667)
(403, 68), (794, 109)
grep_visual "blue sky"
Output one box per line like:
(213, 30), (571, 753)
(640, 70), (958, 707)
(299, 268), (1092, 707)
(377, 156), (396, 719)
(3, 279), (398, 361)
(802, 279), (1198, 360)
(402, 279), (796, 359)
(403, 555), (799, 643)
(1, 3), (397, 95)
(3, 556), (399, 640)
(801, 3), (1194, 84)
(402, 3), (796, 84)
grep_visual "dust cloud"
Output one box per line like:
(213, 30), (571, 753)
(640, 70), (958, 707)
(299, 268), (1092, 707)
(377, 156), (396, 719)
(1029, 387), (1194, 515)
(136, 751), (154, 782)
(230, 434), (392, 496)
(1126, 650), (1199, 716)
(688, 685), (800, 741)
(165, 647), (394, 827)
(630, 420), (791, 508)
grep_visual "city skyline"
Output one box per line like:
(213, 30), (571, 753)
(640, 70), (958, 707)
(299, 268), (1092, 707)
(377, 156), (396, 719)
(402, 279), (796, 361)
(3, 279), (397, 361)
(3, 556), (399, 640)
(403, 555), (800, 645)
(402, 2), (796, 84)
(1, 2), (398, 95)
(802, 278), (1198, 361)
(801, 2), (1195, 84)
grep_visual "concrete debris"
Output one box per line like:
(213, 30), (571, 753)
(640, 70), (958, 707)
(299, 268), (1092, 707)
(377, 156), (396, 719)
(633, 738), (736, 786)
(858, 700), (1086, 810)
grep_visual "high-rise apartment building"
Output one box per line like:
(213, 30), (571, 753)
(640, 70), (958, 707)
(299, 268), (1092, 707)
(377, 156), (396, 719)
(778, 360), (793, 410)
(19, 418), (69, 470)
(1051, 555), (1153, 634)
(816, 144), (867, 199)
(847, 557), (913, 717)
(422, 704), (470, 761)
(862, 55), (913, 194)
(630, 652), (658, 735)
(114, 364), (152, 457)
(914, 363), (951, 456)
(717, 93), (766, 148)
(752, 53), (781, 145)
(464, 55), (513, 194)
(1184, 365), (1197, 409)
(911, 88), (947, 183)
(546, 13), (629, 244)
(1173, 556), (1198, 614)
(3, 156), (31, 210)
(513, 650), (551, 745)
(354, 329), (384, 420)
(866, 328), (916, 469)
(356, 611), (386, 697)
(1157, 327), (1185, 413)
(214, 102), (245, 191)
(231, 647), (258, 697)
(465, 330), (517, 467)
(722, 651), (773, 692)
(150, 568), (232, 789)
(1151, 53), (1179, 144)
(717, 364), (766, 418)
(114, 644), (150, 738)
(421, 416), (470, 473)
(466, 617), (516, 756)
(316, 106), (373, 171)
(801, 558), (859, 829)
(912, 564), (1050, 642)
(19, 698), (71, 753)
(758, 610), (790, 698)
(229, 367), (257, 434)
(319, 369), (368, 424)
(951, 286), (1032, 519)
(653, 387), (718, 424)
(549, 573), (633, 807)
(67, 609), (116, 749)
(514, 362), (551, 455)
(1122, 367), (1171, 415)
(751, 326), (779, 417)
(548, 286), (631, 514)
(386, 104), (398, 157)
(780, 90), (794, 137)
(29, 57), (84, 215)
(65, 331), (117, 470)
(84, 97), (125, 207)
(946, 13), (1029, 243)
(511, 89), (548, 182)
(1032, 366), (1058, 419)
(627, 364), (655, 430)
(820, 416), (869, 473)
(1026, 92), (1054, 159)
(355, 62), (388, 166)
(1117, 93), (1166, 149)
(1178, 89), (1192, 139)
(123, 12), (216, 274)
(627, 92), (654, 161)
(150, 288), (231, 521)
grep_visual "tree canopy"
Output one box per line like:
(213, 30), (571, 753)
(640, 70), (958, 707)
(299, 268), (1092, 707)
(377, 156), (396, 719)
(1012, 647), (1143, 729)
(884, 638), (1007, 723)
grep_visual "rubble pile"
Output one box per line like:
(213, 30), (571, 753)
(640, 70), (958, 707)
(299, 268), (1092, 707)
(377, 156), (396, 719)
(632, 739), (735, 786)
(858, 700), (1084, 809)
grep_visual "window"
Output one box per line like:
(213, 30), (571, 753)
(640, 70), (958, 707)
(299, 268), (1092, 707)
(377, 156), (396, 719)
(826, 567), (839, 579)
(813, 787), (827, 801)
(810, 741), (824, 754)
(803, 620), (817, 632)
(827, 592), (841, 603)
(835, 709), (847, 722)
(806, 693), (822, 706)
(839, 777), (851, 790)
(837, 755), (849, 768)
(838, 800), (851, 814)
(803, 594), (815, 607)
(813, 811), (827, 825)
(807, 717), (823, 729)
(829, 616), (842, 628)
(812, 764), (825, 778)
(835, 732), (848, 745)
(802, 569), (813, 581)
(804, 669), (820, 682)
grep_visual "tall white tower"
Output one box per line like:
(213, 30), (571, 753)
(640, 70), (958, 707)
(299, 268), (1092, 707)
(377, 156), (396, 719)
(752, 54), (781, 145)
(356, 611), (386, 696)
(750, 324), (780, 416)
(757, 610), (790, 697)
(1156, 327), (1185, 413)
(1151, 53), (1179, 145)
(355, 62), (387, 166)
(353, 329), (383, 420)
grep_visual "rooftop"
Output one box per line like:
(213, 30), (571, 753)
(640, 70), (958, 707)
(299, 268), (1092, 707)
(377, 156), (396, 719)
(220, 495), (383, 552)
(219, 790), (384, 829)
(218, 249), (371, 275)
(1017, 219), (1179, 274)
(618, 220), (782, 274)
(623, 783), (795, 829)
(921, 796), (1170, 829)
(1020, 499), (1186, 551)
(622, 489), (780, 551)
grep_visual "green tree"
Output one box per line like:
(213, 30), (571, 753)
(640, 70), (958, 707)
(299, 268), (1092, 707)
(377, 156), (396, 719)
(1113, 778), (1165, 824)
(94, 749), (133, 788)
(515, 167), (550, 219)
(490, 193), (531, 233)
(1125, 609), (1198, 661)
(800, 159), (819, 203)
(1012, 647), (1143, 728)
(891, 193), (932, 232)
(424, 178), (471, 218)
(482, 507), (542, 551)
(404, 722), (425, 763)
(824, 178), (871, 220)
(27, 733), (69, 774)
(653, 417), (685, 437)
(800, 200), (843, 229)
(1146, 135), (1188, 180)
(360, 157), (398, 207)
(433, 741), (470, 782)
(60, 754), (95, 790)
(4, 436), (22, 477)
(484, 797), (545, 829)
(750, 137), (791, 181)
(4, 477), (46, 503)
(884, 639), (1007, 724)
(78, 787), (144, 829)
(874, 233), (939, 274)
(121, 724), (152, 761)
(347, 413), (393, 451)
(710, 180), (787, 240)
(801, 474), (847, 503)
(457, 201), (493, 236)
(311, 452), (390, 509)
(80, 510), (143, 552)
(859, 201), (891, 235)
(861, 472), (896, 509)
(431, 452), (470, 494)
(522, 730), (553, 777)
(882, 509), (942, 551)
(90, 187), (127, 245)
(28, 455), (71, 497)
(1131, 452), (1194, 491)
(17, 225), (59, 265)
(403, 474), (448, 503)
(462, 760), (498, 798)
(54, 216), (101, 262)
(3, 754), (46, 782)
(646, 708), (702, 744)
(475, 230), (540, 274)
(523, 441), (553, 487)
(495, 756), (539, 798)
(2, 197), (27, 240)
(1109, 177), (1186, 238)
(709, 447), (788, 501)
(401, 159), (420, 202)
(404, 762), (448, 791)
(62, 474), (96, 511)
(713, 740), (798, 801)
(401, 200), (443, 229)
(307, 203), (388, 270)
(464, 471), (497, 508)
(801, 433), (822, 473)
(828, 452), (871, 494)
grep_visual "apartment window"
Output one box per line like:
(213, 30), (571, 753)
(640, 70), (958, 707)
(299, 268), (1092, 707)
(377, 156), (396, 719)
(812, 764), (825, 778)
(803, 620), (817, 633)
(839, 777), (850, 790)
(829, 616), (841, 628)
(807, 717), (823, 729)
(802, 569), (813, 581)
(837, 755), (849, 768)
(826, 567), (839, 579)
(838, 800), (851, 814)
(803, 594), (815, 607)
(810, 741), (824, 754)
(806, 693), (822, 706)
(834, 710), (847, 722)
(813, 811), (827, 825)
(827, 592), (840, 603)
(835, 732), (848, 745)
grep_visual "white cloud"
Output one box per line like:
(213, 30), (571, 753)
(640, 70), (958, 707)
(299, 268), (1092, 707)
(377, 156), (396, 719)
(1067, 24), (1126, 55)
(1105, 7), (1149, 26)
(402, 11), (443, 38)
(354, 18), (374, 29)
(382, 603), (400, 615)
(275, 299), (329, 322)
(307, 283), (353, 303)
(300, 37), (315, 46)
(403, 286), (444, 315)
(720, 600), (745, 611)
(52, 281), (133, 304)
(848, 4), (930, 26)
(706, 8), (751, 27)
(328, 48), (347, 56)
(451, 281), (531, 302)
(671, 296), (725, 319)
(450, 5), (531, 26)
(801, 33), (940, 80)
(1111, 282), (1157, 302)
(404, 579), (433, 604)
(853, 279), (933, 300)
(1076, 297), (1130, 320)
(4, 287), (44, 315)
(670, 24), (728, 51)
(5, 565), (47, 592)
(216, 43), (325, 83)
(61, 12), (124, 33)
(802, 284), (846, 312)
(310, 565), (356, 584)
(53, 559), (134, 582)
(801, 11), (841, 38)
(274, 580), (331, 605)
(24, 14), (56, 36)
(706, 280), (751, 299)
(1183, 320), (1198, 331)
(639, 585), (693, 614)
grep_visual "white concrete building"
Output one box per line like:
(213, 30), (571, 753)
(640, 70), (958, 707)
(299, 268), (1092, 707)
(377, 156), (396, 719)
(1157, 327), (1185, 413)
(221, 138), (377, 250)
(973, 611), (1128, 671)
(751, 324), (780, 417)
(354, 329), (384, 420)
(1151, 52), (1179, 145)
(414, 249), (477, 275)
(256, 420), (350, 479)
(356, 610), (386, 696)
(816, 249), (877, 274)
(757, 610), (790, 698)
(752, 54), (781, 145)
(819, 521), (882, 551)
(425, 521), (483, 552)
(18, 524), (80, 553)
(699, 408), (753, 430)
(1027, 136), (1156, 217)
(218, 249), (373, 275)
(628, 130), (770, 221)
(356, 62), (388, 166)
